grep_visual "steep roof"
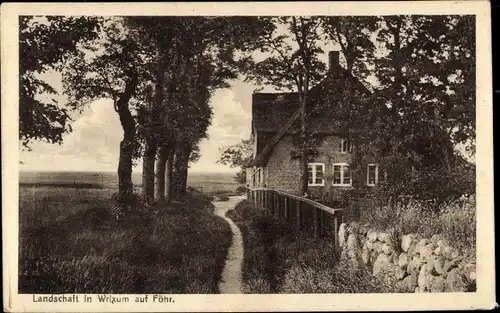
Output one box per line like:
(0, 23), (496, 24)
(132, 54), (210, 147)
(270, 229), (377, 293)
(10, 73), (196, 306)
(252, 92), (300, 132)
(247, 64), (372, 168)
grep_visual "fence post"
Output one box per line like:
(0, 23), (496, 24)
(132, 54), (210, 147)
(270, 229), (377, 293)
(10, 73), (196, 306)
(318, 209), (323, 236)
(333, 213), (339, 248)
(312, 206), (318, 238)
(278, 195), (285, 220)
(276, 194), (280, 219)
(284, 197), (288, 221)
(271, 192), (275, 216)
(296, 200), (301, 231)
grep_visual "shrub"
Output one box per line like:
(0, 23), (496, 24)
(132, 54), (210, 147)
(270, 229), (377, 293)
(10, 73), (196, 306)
(236, 186), (247, 194)
(373, 160), (475, 205)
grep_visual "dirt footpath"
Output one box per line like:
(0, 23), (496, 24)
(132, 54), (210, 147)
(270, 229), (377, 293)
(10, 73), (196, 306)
(213, 196), (245, 294)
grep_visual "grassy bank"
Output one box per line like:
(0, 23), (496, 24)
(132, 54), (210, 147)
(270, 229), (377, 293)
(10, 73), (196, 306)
(19, 186), (232, 293)
(226, 200), (390, 293)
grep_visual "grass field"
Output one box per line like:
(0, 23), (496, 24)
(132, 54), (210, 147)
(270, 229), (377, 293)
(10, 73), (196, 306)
(18, 171), (236, 294)
(19, 171), (242, 194)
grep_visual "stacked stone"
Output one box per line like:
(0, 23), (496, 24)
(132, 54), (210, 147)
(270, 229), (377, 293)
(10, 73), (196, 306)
(337, 223), (476, 292)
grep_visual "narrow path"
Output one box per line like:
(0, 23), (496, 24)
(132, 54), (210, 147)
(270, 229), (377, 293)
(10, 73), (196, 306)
(213, 195), (246, 294)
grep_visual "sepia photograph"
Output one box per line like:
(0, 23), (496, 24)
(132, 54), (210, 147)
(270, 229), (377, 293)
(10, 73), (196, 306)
(1, 1), (495, 312)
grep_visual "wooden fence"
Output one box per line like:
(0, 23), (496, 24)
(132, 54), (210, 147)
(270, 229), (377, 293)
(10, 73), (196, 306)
(247, 188), (343, 247)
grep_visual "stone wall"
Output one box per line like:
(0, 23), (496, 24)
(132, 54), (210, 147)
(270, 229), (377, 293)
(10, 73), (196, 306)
(337, 222), (476, 292)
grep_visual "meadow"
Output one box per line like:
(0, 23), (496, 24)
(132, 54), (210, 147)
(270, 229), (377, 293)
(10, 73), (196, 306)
(19, 171), (241, 193)
(18, 171), (240, 293)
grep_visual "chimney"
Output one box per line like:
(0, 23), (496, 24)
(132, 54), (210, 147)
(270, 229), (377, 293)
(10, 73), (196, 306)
(328, 51), (340, 71)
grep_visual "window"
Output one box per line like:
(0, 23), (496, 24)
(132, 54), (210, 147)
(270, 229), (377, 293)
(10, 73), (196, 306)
(333, 163), (352, 186)
(308, 163), (325, 186)
(340, 138), (352, 153)
(367, 164), (379, 186)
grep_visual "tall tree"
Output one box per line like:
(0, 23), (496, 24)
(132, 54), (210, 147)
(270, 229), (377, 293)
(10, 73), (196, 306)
(132, 16), (272, 203)
(245, 17), (325, 196)
(340, 14), (477, 197)
(62, 18), (152, 202)
(19, 16), (100, 149)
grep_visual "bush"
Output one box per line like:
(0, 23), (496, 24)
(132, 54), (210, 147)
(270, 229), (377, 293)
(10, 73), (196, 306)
(374, 160), (475, 205)
(236, 186), (247, 194)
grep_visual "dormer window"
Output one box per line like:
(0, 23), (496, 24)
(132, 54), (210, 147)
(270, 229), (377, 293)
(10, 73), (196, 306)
(340, 138), (352, 154)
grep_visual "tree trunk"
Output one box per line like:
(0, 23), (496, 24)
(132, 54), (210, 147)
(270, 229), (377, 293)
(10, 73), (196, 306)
(171, 144), (191, 199)
(142, 46), (167, 205)
(179, 156), (189, 197)
(164, 149), (174, 203)
(171, 151), (181, 199)
(115, 71), (139, 203)
(142, 139), (156, 205)
(118, 137), (134, 202)
(299, 73), (309, 196)
(154, 145), (169, 202)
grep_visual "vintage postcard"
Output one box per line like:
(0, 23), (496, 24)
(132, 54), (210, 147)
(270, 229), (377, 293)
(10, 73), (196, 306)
(1, 1), (495, 312)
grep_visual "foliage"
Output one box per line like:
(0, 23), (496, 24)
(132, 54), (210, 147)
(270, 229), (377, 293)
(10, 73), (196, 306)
(218, 138), (254, 168)
(19, 187), (232, 293)
(370, 15), (476, 171)
(19, 16), (101, 148)
(126, 17), (273, 201)
(321, 16), (379, 79)
(244, 17), (326, 91)
(317, 15), (476, 196)
(373, 156), (475, 203)
(130, 17), (273, 149)
(218, 138), (253, 184)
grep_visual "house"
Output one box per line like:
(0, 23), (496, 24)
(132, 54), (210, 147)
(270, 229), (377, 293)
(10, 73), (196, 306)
(245, 51), (382, 200)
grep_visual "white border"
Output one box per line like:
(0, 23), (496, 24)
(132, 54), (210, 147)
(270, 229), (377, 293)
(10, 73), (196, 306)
(1, 1), (495, 312)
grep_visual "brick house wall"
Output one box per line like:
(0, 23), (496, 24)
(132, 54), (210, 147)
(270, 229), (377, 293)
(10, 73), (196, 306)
(266, 135), (301, 194)
(265, 134), (380, 200)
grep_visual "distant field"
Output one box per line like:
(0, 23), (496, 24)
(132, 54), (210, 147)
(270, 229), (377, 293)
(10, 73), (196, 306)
(19, 171), (242, 193)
